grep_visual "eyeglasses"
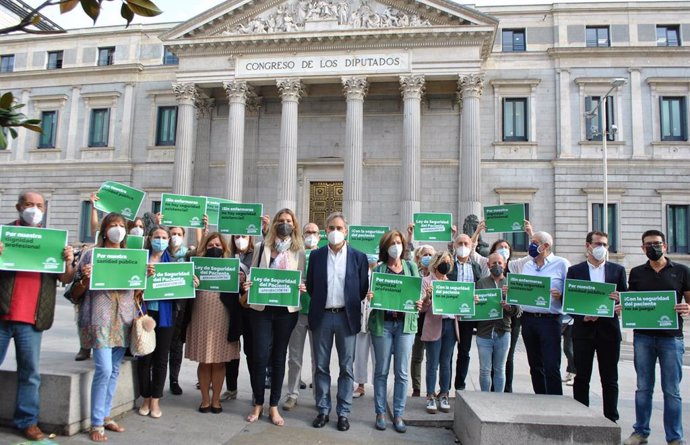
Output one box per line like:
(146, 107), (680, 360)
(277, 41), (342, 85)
(643, 242), (663, 248)
(304, 231), (319, 235)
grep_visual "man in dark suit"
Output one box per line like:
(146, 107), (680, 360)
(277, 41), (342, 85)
(566, 231), (627, 422)
(307, 212), (369, 432)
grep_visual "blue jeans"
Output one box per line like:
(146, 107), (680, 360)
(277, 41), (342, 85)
(371, 319), (414, 417)
(520, 314), (563, 395)
(0, 321), (42, 429)
(423, 319), (456, 396)
(91, 347), (127, 426)
(313, 311), (356, 417)
(632, 333), (684, 442)
(476, 330), (511, 392)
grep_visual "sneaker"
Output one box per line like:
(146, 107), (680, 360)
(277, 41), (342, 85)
(282, 396), (297, 411)
(220, 390), (238, 401)
(353, 386), (365, 398)
(562, 372), (575, 383)
(426, 397), (438, 414)
(623, 433), (649, 445)
(667, 440), (684, 445)
(438, 395), (451, 413)
(566, 377), (575, 387)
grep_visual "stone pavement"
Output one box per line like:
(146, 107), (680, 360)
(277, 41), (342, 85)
(1, 295), (689, 445)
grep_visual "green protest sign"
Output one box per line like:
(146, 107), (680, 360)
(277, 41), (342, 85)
(507, 273), (552, 309)
(206, 197), (236, 226)
(318, 230), (328, 248)
(125, 235), (145, 250)
(348, 225), (389, 256)
(94, 181), (146, 221)
(90, 248), (148, 290)
(463, 288), (504, 321)
(0, 226), (67, 273)
(192, 257), (240, 293)
(218, 203), (263, 236)
(144, 262), (196, 300)
(161, 193), (207, 229)
(483, 204), (525, 234)
(620, 291), (679, 330)
(413, 213), (453, 242)
(300, 250), (313, 315)
(563, 279), (616, 317)
(370, 272), (421, 313)
(248, 267), (301, 307)
(431, 281), (475, 316)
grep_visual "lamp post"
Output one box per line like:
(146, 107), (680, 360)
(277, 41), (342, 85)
(586, 77), (627, 233)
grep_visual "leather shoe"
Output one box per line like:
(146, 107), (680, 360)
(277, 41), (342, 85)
(312, 414), (329, 428)
(74, 348), (90, 361)
(23, 425), (45, 441)
(170, 381), (183, 395)
(337, 416), (350, 431)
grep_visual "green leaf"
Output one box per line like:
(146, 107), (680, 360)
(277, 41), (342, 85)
(124, 0), (163, 17)
(80, 0), (101, 23)
(0, 92), (13, 109)
(22, 124), (43, 133)
(9, 128), (17, 138)
(60, 0), (81, 14)
(120, 3), (134, 26)
(0, 130), (6, 150)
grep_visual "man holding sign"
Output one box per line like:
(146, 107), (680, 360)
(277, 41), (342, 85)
(622, 230), (690, 445)
(566, 231), (627, 423)
(0, 191), (74, 441)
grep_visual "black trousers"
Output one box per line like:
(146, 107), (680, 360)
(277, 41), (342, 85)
(454, 321), (476, 390)
(137, 311), (174, 399)
(226, 307), (255, 392)
(249, 307), (298, 406)
(572, 335), (620, 422)
(168, 306), (186, 385)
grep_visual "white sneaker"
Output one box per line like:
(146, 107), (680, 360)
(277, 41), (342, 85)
(439, 395), (451, 413)
(426, 397), (438, 414)
(562, 372), (575, 383)
(623, 433), (648, 445)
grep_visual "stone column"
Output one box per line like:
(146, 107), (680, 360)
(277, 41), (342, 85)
(342, 76), (368, 225)
(629, 68), (645, 158)
(171, 82), (199, 196)
(223, 80), (252, 202)
(458, 73), (484, 222)
(399, 75), (425, 231)
(557, 69), (572, 158)
(119, 82), (135, 160)
(65, 86), (81, 160)
(276, 78), (303, 212)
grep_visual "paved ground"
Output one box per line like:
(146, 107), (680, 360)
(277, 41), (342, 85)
(1, 294), (689, 445)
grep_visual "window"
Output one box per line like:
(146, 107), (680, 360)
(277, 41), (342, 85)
(38, 111), (57, 148)
(46, 50), (63, 69)
(97, 47), (115, 66)
(657, 25), (680, 47)
(163, 47), (178, 65)
(156, 106), (177, 146)
(79, 201), (103, 243)
(502, 29), (526, 52)
(585, 96), (616, 141)
(505, 203), (530, 252)
(592, 203), (618, 252)
(503, 98), (528, 141)
(151, 201), (161, 214)
(667, 205), (689, 254)
(586, 26), (610, 47)
(0, 54), (14, 73)
(660, 97), (687, 141)
(88, 108), (110, 147)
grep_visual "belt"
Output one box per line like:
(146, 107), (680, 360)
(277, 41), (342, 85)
(325, 307), (345, 313)
(523, 312), (560, 319)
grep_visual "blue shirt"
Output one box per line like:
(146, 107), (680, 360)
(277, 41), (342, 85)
(144, 250), (174, 327)
(521, 253), (570, 315)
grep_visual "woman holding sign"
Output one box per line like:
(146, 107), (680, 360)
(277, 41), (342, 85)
(244, 208), (306, 427)
(70, 213), (138, 442)
(367, 230), (420, 433)
(166, 226), (190, 396)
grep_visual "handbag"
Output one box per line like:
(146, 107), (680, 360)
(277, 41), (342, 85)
(63, 273), (84, 305)
(130, 297), (156, 357)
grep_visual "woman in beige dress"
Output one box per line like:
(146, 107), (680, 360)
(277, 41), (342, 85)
(185, 232), (240, 413)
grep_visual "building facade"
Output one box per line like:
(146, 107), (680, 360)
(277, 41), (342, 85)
(0, 0), (689, 268)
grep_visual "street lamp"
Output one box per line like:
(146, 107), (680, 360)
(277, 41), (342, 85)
(585, 77), (627, 234)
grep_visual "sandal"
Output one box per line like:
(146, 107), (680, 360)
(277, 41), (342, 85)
(89, 426), (108, 442)
(246, 406), (263, 423)
(268, 408), (285, 427)
(103, 419), (125, 433)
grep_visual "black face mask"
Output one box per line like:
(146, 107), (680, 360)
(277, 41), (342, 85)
(490, 265), (504, 278)
(276, 223), (293, 237)
(436, 262), (451, 275)
(206, 247), (224, 258)
(645, 245), (664, 262)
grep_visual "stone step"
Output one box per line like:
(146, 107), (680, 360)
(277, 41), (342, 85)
(387, 395), (454, 428)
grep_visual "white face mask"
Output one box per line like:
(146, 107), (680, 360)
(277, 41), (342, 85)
(170, 235), (183, 248)
(327, 230), (345, 246)
(387, 244), (403, 259)
(304, 234), (319, 248)
(455, 246), (471, 259)
(591, 245), (608, 262)
(21, 207), (43, 226)
(106, 226), (126, 244)
(129, 227), (144, 237)
(234, 237), (249, 251)
(496, 247), (510, 261)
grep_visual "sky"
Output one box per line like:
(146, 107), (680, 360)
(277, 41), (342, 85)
(24, 0), (661, 30)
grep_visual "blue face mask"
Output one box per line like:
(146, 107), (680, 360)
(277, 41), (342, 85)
(151, 238), (169, 252)
(528, 242), (540, 258)
(420, 255), (432, 268)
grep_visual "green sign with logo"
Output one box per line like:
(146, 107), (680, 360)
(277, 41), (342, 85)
(248, 267), (301, 307)
(563, 279), (616, 317)
(206, 197), (236, 226)
(144, 262), (196, 300)
(370, 272), (421, 313)
(90, 248), (148, 290)
(348, 225), (389, 256)
(431, 280), (475, 316)
(483, 204), (525, 234)
(125, 235), (145, 250)
(94, 181), (146, 221)
(463, 288), (504, 321)
(300, 249), (313, 315)
(413, 213), (453, 242)
(318, 230), (328, 248)
(507, 273), (552, 310)
(620, 290), (679, 330)
(192, 257), (240, 293)
(0, 226), (67, 273)
(218, 203), (263, 236)
(161, 193), (207, 229)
